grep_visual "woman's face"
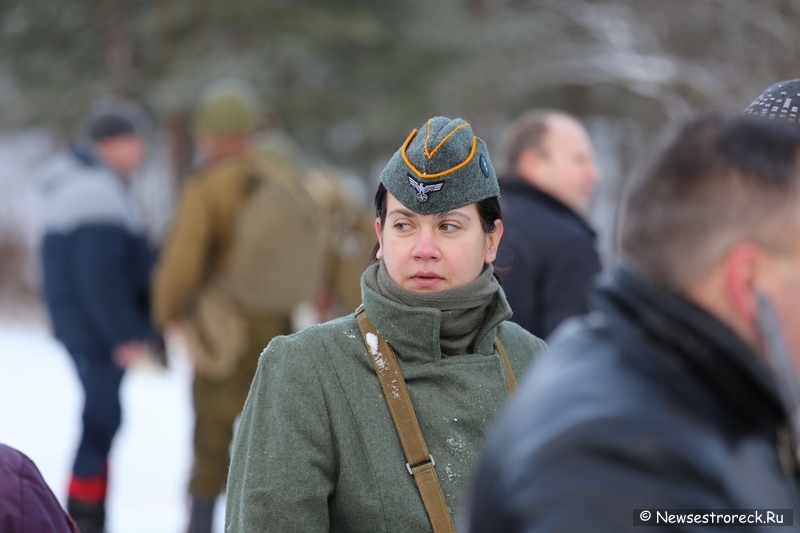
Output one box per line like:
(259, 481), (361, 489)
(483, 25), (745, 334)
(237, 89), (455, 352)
(375, 192), (503, 292)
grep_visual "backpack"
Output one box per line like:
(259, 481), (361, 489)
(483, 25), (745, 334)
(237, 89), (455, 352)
(219, 155), (326, 313)
(303, 167), (376, 315)
(182, 154), (325, 381)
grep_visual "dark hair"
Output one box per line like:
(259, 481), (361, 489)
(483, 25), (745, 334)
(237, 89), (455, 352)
(369, 183), (502, 263)
(620, 113), (800, 289)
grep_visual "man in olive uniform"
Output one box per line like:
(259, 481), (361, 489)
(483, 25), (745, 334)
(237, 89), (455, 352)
(152, 79), (312, 533)
(301, 166), (375, 319)
(258, 129), (376, 323)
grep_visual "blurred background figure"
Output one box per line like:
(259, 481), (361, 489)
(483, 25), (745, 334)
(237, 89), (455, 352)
(300, 165), (375, 320)
(152, 78), (324, 533)
(257, 122), (376, 325)
(0, 442), (78, 533)
(39, 97), (157, 533)
(495, 110), (601, 339)
(466, 114), (800, 532)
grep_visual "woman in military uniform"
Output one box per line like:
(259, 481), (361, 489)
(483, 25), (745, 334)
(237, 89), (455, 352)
(226, 117), (547, 533)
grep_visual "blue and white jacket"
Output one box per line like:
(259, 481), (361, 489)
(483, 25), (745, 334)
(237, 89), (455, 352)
(41, 148), (155, 360)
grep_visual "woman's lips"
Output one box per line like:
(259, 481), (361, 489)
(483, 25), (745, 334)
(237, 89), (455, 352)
(411, 273), (444, 287)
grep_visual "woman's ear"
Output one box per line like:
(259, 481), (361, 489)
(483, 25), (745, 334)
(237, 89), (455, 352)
(374, 217), (384, 260)
(484, 220), (504, 263)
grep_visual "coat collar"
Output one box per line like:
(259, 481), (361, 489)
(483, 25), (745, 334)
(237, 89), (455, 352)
(501, 176), (596, 239)
(71, 143), (130, 183)
(598, 267), (785, 425)
(360, 276), (513, 363)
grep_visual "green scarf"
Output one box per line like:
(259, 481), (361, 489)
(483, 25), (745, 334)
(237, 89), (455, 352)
(363, 260), (499, 355)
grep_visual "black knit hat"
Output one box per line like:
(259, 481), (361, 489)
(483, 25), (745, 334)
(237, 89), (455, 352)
(86, 97), (146, 141)
(743, 79), (800, 123)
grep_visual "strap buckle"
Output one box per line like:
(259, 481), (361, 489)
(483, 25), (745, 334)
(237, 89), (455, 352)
(407, 454), (435, 475)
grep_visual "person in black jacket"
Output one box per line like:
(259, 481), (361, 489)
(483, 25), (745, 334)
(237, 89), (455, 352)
(465, 114), (800, 532)
(41, 98), (157, 533)
(495, 111), (601, 339)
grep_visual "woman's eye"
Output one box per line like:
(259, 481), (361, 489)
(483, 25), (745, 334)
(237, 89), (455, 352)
(440, 223), (459, 232)
(394, 222), (411, 231)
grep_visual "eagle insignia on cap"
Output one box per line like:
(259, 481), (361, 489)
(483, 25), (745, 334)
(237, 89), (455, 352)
(408, 175), (443, 203)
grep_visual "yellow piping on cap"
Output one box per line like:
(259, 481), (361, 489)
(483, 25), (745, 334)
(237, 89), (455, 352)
(400, 128), (478, 180)
(424, 120), (470, 159)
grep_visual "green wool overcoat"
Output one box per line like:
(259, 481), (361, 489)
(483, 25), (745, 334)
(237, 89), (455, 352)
(225, 278), (547, 532)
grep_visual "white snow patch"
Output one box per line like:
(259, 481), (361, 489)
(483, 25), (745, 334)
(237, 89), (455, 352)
(444, 463), (457, 482)
(446, 435), (466, 455)
(374, 353), (390, 373)
(366, 334), (390, 374)
(365, 332), (379, 356)
(364, 333), (400, 399)
(388, 378), (401, 400)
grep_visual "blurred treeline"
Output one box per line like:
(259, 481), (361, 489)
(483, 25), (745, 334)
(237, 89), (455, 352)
(3, 0), (800, 176)
(1, 0), (800, 308)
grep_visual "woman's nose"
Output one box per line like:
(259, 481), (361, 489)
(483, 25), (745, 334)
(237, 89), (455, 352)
(412, 228), (440, 260)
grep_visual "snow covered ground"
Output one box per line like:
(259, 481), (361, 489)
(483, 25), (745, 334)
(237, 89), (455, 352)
(0, 316), (226, 533)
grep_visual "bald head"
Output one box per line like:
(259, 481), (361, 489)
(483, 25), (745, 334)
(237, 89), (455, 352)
(505, 111), (598, 214)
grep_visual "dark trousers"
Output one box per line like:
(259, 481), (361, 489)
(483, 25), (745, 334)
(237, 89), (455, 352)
(68, 349), (125, 495)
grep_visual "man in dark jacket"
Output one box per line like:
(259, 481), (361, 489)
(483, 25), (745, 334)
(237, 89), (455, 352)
(466, 114), (800, 532)
(41, 98), (156, 533)
(495, 111), (601, 339)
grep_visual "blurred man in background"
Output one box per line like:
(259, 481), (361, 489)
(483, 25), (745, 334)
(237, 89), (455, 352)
(152, 78), (323, 533)
(41, 98), (157, 533)
(466, 114), (800, 532)
(495, 110), (601, 339)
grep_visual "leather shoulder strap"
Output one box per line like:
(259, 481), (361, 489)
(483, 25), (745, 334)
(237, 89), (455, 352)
(355, 306), (455, 533)
(494, 338), (518, 394)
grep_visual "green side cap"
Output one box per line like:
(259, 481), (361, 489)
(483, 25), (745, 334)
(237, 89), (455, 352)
(380, 117), (499, 215)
